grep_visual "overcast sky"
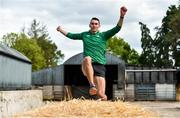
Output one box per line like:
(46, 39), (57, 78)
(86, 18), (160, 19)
(0, 0), (178, 63)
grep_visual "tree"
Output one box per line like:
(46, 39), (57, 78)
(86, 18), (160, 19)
(28, 19), (64, 67)
(139, 22), (155, 66)
(1, 19), (64, 70)
(169, 11), (180, 37)
(107, 36), (140, 65)
(128, 49), (140, 65)
(154, 5), (179, 66)
(139, 4), (180, 67)
(2, 33), (18, 47)
(12, 33), (46, 71)
(166, 4), (180, 66)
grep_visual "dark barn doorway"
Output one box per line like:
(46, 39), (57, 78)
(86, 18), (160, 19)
(64, 65), (118, 100)
(176, 71), (180, 85)
(64, 65), (88, 86)
(105, 65), (118, 99)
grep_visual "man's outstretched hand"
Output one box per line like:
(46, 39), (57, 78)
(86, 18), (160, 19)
(56, 26), (68, 36)
(120, 6), (127, 17)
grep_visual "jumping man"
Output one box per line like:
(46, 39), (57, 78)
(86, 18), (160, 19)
(57, 6), (127, 100)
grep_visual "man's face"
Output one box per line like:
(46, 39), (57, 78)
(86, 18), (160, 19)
(89, 20), (100, 33)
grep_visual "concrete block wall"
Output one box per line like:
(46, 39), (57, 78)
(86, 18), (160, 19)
(0, 90), (43, 117)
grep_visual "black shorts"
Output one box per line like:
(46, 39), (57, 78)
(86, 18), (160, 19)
(92, 62), (106, 78)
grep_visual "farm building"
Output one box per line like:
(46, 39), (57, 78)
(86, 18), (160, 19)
(0, 44), (42, 117)
(32, 52), (126, 100)
(0, 43), (32, 90)
(125, 66), (179, 101)
(32, 52), (180, 101)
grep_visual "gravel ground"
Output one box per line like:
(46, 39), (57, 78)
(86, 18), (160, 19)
(131, 101), (180, 118)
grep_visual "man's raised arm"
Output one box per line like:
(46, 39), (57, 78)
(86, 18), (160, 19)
(56, 26), (82, 40)
(118, 6), (127, 27)
(103, 6), (127, 39)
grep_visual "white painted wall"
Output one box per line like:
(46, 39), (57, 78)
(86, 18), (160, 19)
(156, 84), (176, 100)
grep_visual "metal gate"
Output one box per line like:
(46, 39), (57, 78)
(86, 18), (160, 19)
(135, 84), (155, 100)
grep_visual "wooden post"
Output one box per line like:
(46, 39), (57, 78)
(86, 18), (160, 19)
(64, 85), (73, 100)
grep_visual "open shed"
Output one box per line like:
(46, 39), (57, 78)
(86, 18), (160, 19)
(63, 52), (125, 100)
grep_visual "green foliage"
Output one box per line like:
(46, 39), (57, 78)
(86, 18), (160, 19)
(2, 33), (18, 47)
(154, 5), (180, 66)
(28, 19), (64, 67)
(107, 36), (140, 65)
(168, 5), (180, 66)
(139, 4), (180, 67)
(36, 38), (63, 67)
(12, 33), (46, 71)
(139, 22), (155, 66)
(1, 19), (64, 71)
(128, 49), (140, 65)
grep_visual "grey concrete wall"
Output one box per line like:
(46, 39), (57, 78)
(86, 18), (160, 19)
(113, 84), (124, 100)
(125, 84), (135, 101)
(0, 90), (43, 117)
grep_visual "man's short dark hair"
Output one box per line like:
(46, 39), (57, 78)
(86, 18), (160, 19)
(91, 17), (100, 24)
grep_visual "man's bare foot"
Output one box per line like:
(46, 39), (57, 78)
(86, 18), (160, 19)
(101, 95), (107, 101)
(97, 95), (107, 101)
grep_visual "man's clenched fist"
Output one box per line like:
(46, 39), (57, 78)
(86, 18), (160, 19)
(56, 26), (61, 32)
(120, 6), (127, 17)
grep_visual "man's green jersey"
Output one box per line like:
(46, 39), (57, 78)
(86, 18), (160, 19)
(66, 25), (121, 65)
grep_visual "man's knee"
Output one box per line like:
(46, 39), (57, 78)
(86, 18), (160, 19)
(81, 65), (86, 76)
(83, 56), (92, 65)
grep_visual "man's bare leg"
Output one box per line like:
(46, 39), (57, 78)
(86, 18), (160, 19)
(94, 76), (107, 100)
(81, 56), (97, 95)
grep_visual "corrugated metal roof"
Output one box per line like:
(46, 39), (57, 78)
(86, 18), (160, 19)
(63, 52), (125, 65)
(0, 43), (31, 63)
